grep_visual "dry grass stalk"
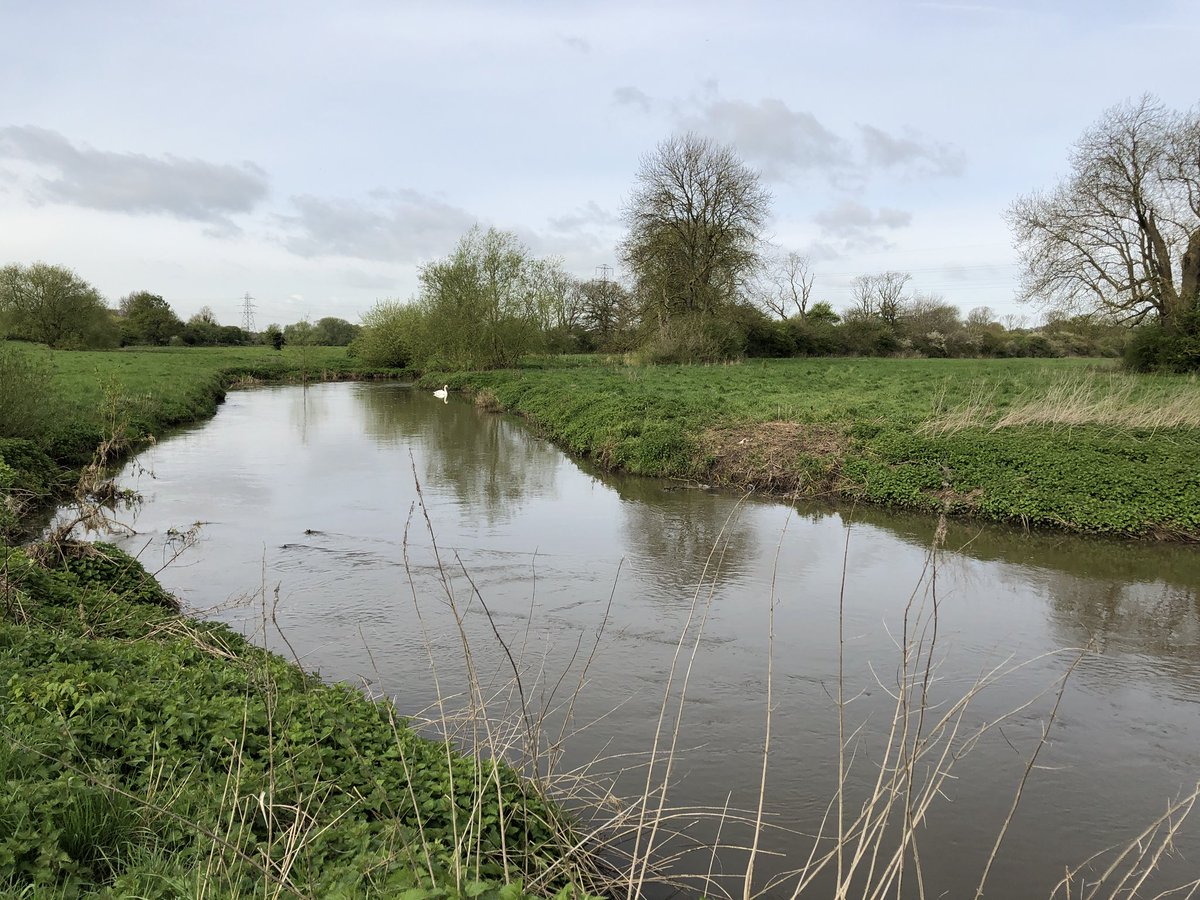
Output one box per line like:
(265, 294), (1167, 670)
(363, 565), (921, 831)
(920, 374), (1200, 435)
(21, 450), (1198, 899)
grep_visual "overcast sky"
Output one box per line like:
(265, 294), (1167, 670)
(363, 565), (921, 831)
(1, 0), (1196, 327)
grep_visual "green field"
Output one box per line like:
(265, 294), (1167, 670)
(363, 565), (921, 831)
(4, 343), (1196, 539)
(2, 343), (380, 462)
(434, 356), (1200, 539)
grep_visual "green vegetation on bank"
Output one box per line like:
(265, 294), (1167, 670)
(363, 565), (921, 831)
(432, 356), (1200, 540)
(1, 342), (389, 465)
(1, 544), (582, 898)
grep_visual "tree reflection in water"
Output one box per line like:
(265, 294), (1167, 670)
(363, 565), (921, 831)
(352, 382), (559, 528)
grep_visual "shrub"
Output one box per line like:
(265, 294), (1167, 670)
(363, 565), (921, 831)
(0, 344), (54, 441)
(57, 543), (179, 609)
(786, 317), (843, 356)
(1124, 314), (1200, 373)
(840, 317), (899, 356)
(634, 314), (745, 364)
(352, 301), (422, 368)
(731, 305), (795, 358)
(411, 227), (544, 370)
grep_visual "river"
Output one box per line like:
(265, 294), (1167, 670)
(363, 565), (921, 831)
(98, 381), (1200, 898)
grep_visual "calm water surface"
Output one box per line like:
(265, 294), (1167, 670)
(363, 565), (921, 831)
(104, 382), (1200, 897)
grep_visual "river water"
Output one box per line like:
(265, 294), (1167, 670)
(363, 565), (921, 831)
(100, 381), (1199, 898)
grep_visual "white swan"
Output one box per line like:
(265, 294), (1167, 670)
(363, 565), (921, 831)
(433, 384), (448, 401)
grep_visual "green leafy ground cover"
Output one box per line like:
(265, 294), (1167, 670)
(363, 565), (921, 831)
(432, 356), (1200, 539)
(1, 544), (584, 899)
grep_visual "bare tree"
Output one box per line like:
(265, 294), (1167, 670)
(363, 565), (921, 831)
(1008, 95), (1200, 328)
(848, 275), (878, 319)
(875, 271), (911, 327)
(902, 291), (960, 335)
(965, 305), (996, 334)
(526, 259), (580, 331)
(579, 276), (637, 349)
(621, 133), (771, 325)
(1000, 312), (1029, 332)
(847, 271), (911, 326)
(755, 247), (815, 319)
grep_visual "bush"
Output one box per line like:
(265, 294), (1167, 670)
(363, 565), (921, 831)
(1124, 317), (1200, 373)
(409, 227), (545, 370)
(634, 314), (745, 364)
(731, 305), (795, 358)
(840, 317), (899, 356)
(0, 345), (54, 441)
(56, 543), (179, 609)
(352, 301), (421, 368)
(786, 317), (843, 356)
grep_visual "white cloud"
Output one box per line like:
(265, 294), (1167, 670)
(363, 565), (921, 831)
(618, 87), (966, 187)
(613, 86), (654, 113)
(547, 201), (620, 234)
(677, 97), (850, 180)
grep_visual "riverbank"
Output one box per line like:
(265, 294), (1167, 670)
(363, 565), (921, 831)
(429, 356), (1200, 540)
(0, 343), (599, 898)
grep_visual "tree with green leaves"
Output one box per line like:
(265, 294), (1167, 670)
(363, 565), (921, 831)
(118, 291), (183, 345)
(312, 317), (359, 346)
(353, 301), (420, 368)
(413, 226), (544, 369)
(0, 263), (116, 348)
(263, 324), (285, 351)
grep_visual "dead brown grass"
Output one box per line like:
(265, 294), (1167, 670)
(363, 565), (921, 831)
(921, 374), (1200, 436)
(699, 422), (848, 496)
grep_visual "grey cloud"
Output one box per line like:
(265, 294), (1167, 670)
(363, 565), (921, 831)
(0, 126), (267, 229)
(813, 201), (912, 250)
(340, 268), (402, 292)
(280, 189), (477, 262)
(563, 35), (590, 53)
(859, 125), (966, 176)
(617, 87), (965, 185)
(612, 86), (654, 112)
(678, 98), (849, 180)
(547, 201), (619, 233)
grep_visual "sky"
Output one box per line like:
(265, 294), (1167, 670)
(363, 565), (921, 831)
(1, 0), (1197, 328)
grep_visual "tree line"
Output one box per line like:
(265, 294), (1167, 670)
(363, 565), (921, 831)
(5, 94), (1194, 372)
(356, 95), (1196, 372)
(0, 265), (359, 350)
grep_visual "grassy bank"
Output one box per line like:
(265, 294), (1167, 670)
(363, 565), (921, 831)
(0, 343), (412, 536)
(2, 344), (598, 898)
(430, 356), (1200, 539)
(1, 544), (586, 898)
(2, 342), (399, 464)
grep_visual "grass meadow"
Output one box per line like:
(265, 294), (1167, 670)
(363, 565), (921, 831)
(2, 342), (371, 462)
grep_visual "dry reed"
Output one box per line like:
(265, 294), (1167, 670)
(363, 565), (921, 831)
(921, 374), (1200, 435)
